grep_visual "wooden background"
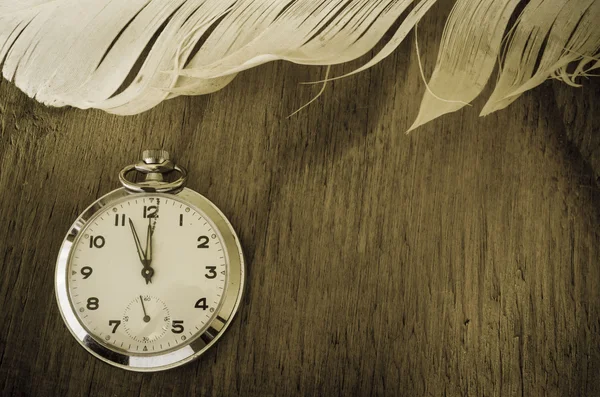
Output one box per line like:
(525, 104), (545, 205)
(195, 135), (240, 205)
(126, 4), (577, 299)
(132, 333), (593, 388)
(1, 3), (599, 396)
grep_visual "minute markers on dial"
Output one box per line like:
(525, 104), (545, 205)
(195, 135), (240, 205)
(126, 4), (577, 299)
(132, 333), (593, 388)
(65, 193), (230, 356)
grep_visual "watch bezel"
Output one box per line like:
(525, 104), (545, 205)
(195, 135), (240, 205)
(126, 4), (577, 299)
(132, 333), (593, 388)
(55, 187), (245, 372)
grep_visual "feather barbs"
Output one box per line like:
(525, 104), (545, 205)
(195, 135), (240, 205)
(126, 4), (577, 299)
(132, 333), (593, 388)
(0, 0), (597, 128)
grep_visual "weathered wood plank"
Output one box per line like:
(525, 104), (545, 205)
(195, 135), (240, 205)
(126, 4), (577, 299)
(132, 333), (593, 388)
(0, 3), (599, 396)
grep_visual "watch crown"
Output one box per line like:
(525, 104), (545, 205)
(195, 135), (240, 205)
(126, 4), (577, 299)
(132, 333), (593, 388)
(142, 149), (170, 164)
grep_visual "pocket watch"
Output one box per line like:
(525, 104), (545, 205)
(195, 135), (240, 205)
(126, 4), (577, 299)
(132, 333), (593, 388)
(55, 150), (245, 372)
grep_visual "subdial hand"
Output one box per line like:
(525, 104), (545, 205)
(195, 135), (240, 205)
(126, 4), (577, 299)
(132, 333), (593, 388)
(139, 295), (151, 323)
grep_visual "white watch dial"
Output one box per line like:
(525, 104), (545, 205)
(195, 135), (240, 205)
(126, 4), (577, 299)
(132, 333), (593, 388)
(66, 195), (228, 354)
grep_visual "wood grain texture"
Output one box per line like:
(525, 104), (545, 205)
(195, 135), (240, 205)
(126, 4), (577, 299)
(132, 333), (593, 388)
(1, 3), (599, 396)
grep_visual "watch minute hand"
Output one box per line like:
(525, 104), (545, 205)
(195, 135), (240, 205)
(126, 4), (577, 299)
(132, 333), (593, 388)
(128, 219), (146, 263)
(129, 218), (154, 284)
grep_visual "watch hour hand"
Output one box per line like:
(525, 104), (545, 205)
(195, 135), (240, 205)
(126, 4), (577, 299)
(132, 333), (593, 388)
(141, 220), (155, 284)
(145, 219), (152, 264)
(129, 218), (154, 284)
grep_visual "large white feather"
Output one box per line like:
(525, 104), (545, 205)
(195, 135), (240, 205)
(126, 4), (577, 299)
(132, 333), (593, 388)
(0, 0), (598, 127)
(409, 0), (521, 131)
(411, 0), (599, 129)
(481, 0), (600, 115)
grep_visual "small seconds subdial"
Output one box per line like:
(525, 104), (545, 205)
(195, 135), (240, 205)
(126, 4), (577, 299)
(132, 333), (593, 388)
(122, 295), (171, 344)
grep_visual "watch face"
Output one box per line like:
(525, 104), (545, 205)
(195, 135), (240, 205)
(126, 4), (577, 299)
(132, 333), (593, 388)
(55, 188), (244, 371)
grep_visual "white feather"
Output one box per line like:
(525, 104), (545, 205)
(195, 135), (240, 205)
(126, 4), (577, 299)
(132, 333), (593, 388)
(0, 0), (598, 127)
(409, 0), (521, 131)
(410, 0), (600, 130)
